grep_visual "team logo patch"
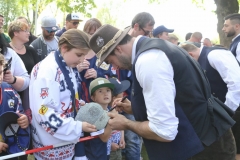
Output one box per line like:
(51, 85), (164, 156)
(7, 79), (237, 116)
(111, 67), (116, 74)
(96, 59), (110, 70)
(40, 88), (49, 99)
(52, 27), (57, 30)
(33, 63), (40, 79)
(96, 36), (104, 47)
(36, 49), (42, 55)
(39, 105), (48, 115)
(8, 99), (14, 108)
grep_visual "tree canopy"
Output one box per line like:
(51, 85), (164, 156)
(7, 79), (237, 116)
(0, 0), (96, 32)
(0, 0), (239, 47)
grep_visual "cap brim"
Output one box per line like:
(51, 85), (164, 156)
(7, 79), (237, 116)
(0, 112), (19, 136)
(0, 112), (30, 154)
(91, 83), (115, 95)
(109, 79), (130, 96)
(71, 19), (83, 22)
(43, 26), (59, 32)
(166, 29), (174, 33)
(97, 26), (131, 67)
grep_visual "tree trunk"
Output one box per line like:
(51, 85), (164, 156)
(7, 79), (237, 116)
(214, 0), (239, 48)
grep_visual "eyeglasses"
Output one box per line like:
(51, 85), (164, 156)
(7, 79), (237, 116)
(21, 30), (30, 33)
(71, 21), (79, 25)
(139, 26), (152, 36)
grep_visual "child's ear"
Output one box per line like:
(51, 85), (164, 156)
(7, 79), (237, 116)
(91, 95), (95, 101)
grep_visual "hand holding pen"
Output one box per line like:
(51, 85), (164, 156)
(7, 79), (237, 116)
(109, 96), (132, 114)
(109, 96), (128, 112)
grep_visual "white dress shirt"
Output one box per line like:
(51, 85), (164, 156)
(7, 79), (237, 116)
(200, 47), (240, 111)
(131, 36), (179, 141)
(233, 34), (240, 62)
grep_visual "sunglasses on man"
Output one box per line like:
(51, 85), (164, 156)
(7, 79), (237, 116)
(71, 21), (79, 25)
(139, 26), (152, 36)
(46, 30), (56, 34)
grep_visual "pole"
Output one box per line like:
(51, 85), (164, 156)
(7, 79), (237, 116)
(0, 136), (98, 160)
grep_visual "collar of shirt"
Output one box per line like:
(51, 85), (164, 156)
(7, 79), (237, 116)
(232, 33), (240, 42)
(131, 35), (143, 64)
(199, 45), (204, 56)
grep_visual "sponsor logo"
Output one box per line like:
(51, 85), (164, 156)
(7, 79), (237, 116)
(40, 88), (49, 99)
(8, 99), (14, 108)
(39, 105), (48, 115)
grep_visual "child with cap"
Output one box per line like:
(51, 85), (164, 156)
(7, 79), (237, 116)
(0, 54), (30, 159)
(82, 77), (113, 160)
(108, 77), (130, 160)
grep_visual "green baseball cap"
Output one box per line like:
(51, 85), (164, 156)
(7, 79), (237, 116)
(89, 78), (114, 95)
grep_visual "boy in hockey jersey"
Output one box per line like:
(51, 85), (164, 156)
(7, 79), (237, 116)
(0, 54), (30, 159)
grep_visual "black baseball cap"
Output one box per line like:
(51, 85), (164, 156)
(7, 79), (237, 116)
(153, 25), (174, 37)
(109, 78), (130, 96)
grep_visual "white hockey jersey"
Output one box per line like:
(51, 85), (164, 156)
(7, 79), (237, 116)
(29, 52), (84, 160)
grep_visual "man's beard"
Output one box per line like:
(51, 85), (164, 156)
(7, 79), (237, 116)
(117, 54), (132, 70)
(226, 28), (236, 37)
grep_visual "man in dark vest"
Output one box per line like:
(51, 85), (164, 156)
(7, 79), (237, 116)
(223, 13), (240, 62)
(116, 12), (155, 160)
(180, 43), (240, 111)
(181, 43), (240, 159)
(89, 24), (236, 160)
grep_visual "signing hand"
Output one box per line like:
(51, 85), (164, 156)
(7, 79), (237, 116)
(84, 68), (97, 79)
(112, 97), (132, 114)
(77, 60), (90, 72)
(3, 70), (14, 84)
(82, 122), (97, 133)
(108, 112), (129, 130)
(17, 113), (29, 129)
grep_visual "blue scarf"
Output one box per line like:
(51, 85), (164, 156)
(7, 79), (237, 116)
(54, 50), (85, 157)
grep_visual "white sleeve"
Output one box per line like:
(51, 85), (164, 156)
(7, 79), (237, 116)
(6, 48), (30, 91)
(236, 42), (240, 63)
(208, 50), (240, 111)
(29, 77), (83, 143)
(135, 49), (179, 141)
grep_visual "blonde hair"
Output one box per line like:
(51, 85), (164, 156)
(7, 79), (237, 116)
(83, 18), (102, 35)
(180, 43), (198, 52)
(59, 29), (90, 51)
(169, 34), (178, 41)
(8, 20), (29, 39)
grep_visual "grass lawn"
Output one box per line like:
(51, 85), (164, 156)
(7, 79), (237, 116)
(141, 144), (149, 160)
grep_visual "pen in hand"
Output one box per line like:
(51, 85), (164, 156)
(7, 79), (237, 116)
(109, 96), (128, 112)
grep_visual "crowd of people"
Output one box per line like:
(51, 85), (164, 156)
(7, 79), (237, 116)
(0, 11), (239, 160)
